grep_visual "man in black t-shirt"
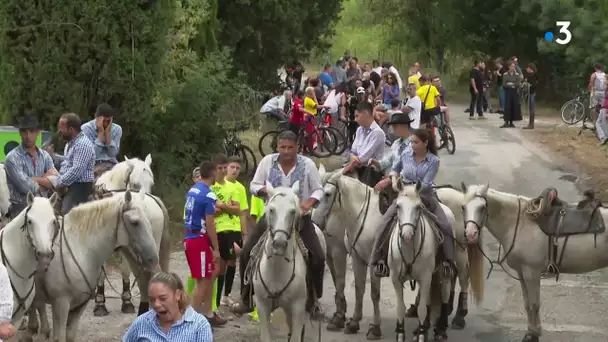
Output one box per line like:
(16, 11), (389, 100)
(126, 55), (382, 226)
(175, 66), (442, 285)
(469, 60), (486, 119)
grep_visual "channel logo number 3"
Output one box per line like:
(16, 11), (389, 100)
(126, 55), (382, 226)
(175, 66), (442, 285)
(555, 21), (572, 45)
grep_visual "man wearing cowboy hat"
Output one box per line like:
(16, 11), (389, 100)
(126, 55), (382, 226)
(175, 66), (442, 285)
(81, 103), (123, 178)
(4, 116), (58, 218)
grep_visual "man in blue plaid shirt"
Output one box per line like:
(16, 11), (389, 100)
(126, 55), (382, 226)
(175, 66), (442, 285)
(47, 113), (96, 214)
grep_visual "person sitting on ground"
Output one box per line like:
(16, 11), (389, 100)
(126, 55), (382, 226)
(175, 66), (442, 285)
(183, 160), (226, 326)
(46, 113), (96, 214)
(432, 76), (451, 126)
(402, 83), (422, 129)
(416, 76), (442, 129)
(122, 272), (212, 342)
(259, 90), (292, 122)
(5, 116), (58, 218)
(231, 130), (326, 315)
(343, 102), (386, 187)
(81, 103), (122, 178)
(370, 128), (455, 277)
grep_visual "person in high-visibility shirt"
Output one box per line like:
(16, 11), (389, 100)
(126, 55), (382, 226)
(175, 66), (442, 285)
(247, 194), (265, 321)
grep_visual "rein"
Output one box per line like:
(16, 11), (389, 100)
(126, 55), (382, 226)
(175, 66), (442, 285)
(396, 207), (427, 289)
(466, 194), (523, 281)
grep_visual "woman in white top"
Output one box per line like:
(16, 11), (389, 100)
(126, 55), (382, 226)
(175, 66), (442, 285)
(0, 264), (15, 341)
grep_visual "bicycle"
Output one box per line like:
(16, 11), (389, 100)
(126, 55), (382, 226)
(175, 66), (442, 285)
(430, 112), (455, 154)
(258, 115), (338, 157)
(561, 90), (588, 124)
(221, 123), (258, 176)
(315, 109), (347, 155)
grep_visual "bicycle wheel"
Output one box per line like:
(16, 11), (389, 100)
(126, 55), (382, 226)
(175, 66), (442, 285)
(561, 100), (585, 124)
(442, 126), (456, 154)
(258, 130), (279, 157)
(326, 126), (347, 155)
(236, 145), (257, 176)
(309, 127), (338, 158)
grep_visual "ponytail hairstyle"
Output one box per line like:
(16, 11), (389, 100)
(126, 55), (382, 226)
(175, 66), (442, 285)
(150, 272), (190, 312)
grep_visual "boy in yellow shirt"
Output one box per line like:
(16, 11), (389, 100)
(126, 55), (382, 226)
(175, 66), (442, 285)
(218, 156), (249, 307)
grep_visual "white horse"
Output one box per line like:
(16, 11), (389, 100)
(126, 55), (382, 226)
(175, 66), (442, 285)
(461, 183), (608, 342)
(24, 189), (160, 342)
(2, 193), (58, 325)
(314, 168), (484, 336)
(253, 181), (327, 342)
(390, 181), (455, 342)
(0, 164), (11, 219)
(92, 154), (162, 316)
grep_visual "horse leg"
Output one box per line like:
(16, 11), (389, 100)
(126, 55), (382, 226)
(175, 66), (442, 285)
(366, 267), (382, 340)
(21, 307), (37, 342)
(344, 258), (366, 334)
(326, 243), (348, 331)
(65, 300), (89, 342)
(119, 256), (136, 314)
(93, 266), (110, 316)
(519, 267), (542, 342)
(124, 253), (151, 315)
(415, 275), (432, 342)
(255, 297), (273, 342)
(405, 289), (420, 318)
(392, 275), (407, 342)
(285, 297), (306, 342)
(51, 297), (71, 342)
(451, 249), (469, 329)
(37, 302), (51, 340)
(433, 275), (452, 341)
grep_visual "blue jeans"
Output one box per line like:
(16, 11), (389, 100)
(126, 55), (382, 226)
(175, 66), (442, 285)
(498, 86), (505, 110)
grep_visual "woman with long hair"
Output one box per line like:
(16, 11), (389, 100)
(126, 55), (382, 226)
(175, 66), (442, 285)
(376, 72), (400, 110)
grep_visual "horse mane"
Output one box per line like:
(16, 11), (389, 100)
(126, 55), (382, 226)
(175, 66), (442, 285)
(337, 174), (372, 199)
(464, 185), (531, 204)
(96, 161), (131, 188)
(64, 195), (128, 236)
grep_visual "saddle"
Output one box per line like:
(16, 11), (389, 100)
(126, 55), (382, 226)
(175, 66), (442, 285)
(527, 188), (605, 237)
(379, 187), (398, 214)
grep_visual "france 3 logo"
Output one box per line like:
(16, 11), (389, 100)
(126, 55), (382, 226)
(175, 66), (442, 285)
(543, 21), (572, 45)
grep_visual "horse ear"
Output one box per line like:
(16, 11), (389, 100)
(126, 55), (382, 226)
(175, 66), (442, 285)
(124, 155), (130, 161)
(415, 180), (423, 195)
(460, 181), (467, 193)
(27, 192), (34, 206)
(265, 181), (275, 198)
(481, 183), (490, 195)
(291, 180), (300, 194)
(144, 154), (152, 166)
(318, 164), (326, 176)
(49, 193), (58, 206)
(138, 188), (146, 201)
(124, 190), (133, 204)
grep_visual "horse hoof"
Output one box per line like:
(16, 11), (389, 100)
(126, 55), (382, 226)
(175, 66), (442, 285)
(450, 314), (465, 329)
(326, 313), (345, 331)
(93, 305), (110, 317)
(121, 302), (136, 314)
(433, 330), (448, 341)
(366, 324), (382, 340)
(19, 335), (34, 342)
(405, 305), (418, 318)
(42, 329), (51, 339)
(522, 333), (539, 342)
(344, 319), (360, 334)
(396, 332), (406, 342)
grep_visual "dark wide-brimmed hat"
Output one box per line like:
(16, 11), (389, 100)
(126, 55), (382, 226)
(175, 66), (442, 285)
(387, 113), (414, 126)
(95, 103), (116, 118)
(16, 115), (40, 130)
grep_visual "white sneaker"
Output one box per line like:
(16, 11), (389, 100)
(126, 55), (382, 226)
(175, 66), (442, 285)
(220, 296), (235, 306)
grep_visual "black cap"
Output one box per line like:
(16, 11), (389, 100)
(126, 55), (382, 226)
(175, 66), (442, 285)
(16, 115), (40, 130)
(386, 113), (414, 126)
(95, 103), (116, 118)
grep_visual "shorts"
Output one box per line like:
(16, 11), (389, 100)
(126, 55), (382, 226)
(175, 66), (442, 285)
(217, 231), (243, 261)
(440, 106), (448, 113)
(184, 234), (214, 279)
(590, 93), (605, 109)
(421, 107), (440, 124)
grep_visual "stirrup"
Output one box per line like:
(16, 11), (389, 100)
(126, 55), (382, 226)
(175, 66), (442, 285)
(374, 262), (390, 277)
(440, 261), (454, 278)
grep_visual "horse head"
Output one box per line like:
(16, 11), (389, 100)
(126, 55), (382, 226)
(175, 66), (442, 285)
(314, 170), (343, 229)
(124, 154), (154, 192)
(395, 180), (427, 245)
(117, 188), (159, 271)
(23, 192), (60, 270)
(461, 182), (490, 244)
(265, 181), (300, 256)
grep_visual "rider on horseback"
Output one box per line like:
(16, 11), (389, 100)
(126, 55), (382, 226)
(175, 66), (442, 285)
(343, 102), (386, 187)
(231, 130), (325, 314)
(81, 103), (122, 178)
(370, 128), (455, 277)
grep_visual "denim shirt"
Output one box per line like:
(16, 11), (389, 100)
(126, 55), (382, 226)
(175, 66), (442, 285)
(81, 119), (122, 163)
(4, 145), (54, 205)
(390, 150), (440, 188)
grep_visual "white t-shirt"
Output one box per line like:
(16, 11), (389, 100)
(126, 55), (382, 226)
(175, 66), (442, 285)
(405, 96), (421, 129)
(260, 95), (285, 113)
(324, 90), (342, 115)
(372, 67), (383, 75)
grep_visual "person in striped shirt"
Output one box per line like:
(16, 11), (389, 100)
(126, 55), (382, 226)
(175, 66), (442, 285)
(123, 272), (212, 342)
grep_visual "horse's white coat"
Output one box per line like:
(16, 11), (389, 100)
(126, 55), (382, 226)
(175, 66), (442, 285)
(462, 184), (608, 339)
(389, 185), (454, 341)
(2, 194), (58, 325)
(254, 181), (327, 342)
(0, 164), (10, 218)
(25, 189), (159, 342)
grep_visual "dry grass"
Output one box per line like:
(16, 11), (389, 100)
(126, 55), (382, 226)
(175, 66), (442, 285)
(522, 126), (608, 201)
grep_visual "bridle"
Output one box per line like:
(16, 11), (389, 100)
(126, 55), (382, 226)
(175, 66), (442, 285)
(265, 192), (300, 258)
(0, 205), (60, 315)
(395, 201), (428, 284)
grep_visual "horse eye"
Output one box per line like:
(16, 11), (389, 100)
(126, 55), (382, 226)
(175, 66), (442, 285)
(130, 220), (139, 226)
(324, 192), (330, 197)
(27, 219), (32, 225)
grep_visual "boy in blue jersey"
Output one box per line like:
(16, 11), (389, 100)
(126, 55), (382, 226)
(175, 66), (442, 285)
(183, 160), (226, 326)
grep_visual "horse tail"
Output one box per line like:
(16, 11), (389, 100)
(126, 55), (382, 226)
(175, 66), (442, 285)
(467, 231), (485, 305)
(152, 195), (172, 272)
